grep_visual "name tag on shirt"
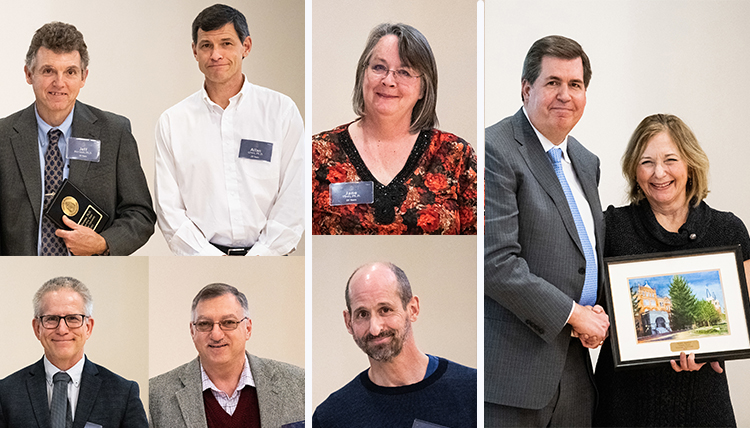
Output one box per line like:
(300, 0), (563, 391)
(67, 137), (101, 162)
(330, 182), (374, 206)
(239, 139), (273, 162)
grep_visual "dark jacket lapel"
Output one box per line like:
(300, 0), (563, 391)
(512, 109), (583, 254)
(72, 357), (101, 428)
(68, 101), (98, 184)
(26, 357), (51, 428)
(10, 105), (44, 221)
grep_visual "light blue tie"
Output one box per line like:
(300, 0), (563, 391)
(547, 147), (597, 306)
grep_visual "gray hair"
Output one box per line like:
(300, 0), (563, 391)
(191, 283), (250, 320)
(352, 23), (439, 133)
(345, 262), (413, 313)
(33, 276), (93, 318)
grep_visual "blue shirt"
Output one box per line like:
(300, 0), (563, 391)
(35, 106), (74, 255)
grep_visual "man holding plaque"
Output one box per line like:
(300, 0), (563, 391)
(484, 35), (609, 426)
(0, 22), (155, 256)
(313, 262), (477, 427)
(154, 4), (304, 256)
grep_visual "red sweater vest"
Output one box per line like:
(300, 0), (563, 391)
(203, 385), (261, 428)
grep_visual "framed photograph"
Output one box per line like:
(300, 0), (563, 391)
(604, 246), (750, 369)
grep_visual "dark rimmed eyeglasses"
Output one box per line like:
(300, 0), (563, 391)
(192, 317), (248, 332)
(38, 314), (87, 329)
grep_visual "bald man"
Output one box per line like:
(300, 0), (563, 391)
(313, 262), (477, 428)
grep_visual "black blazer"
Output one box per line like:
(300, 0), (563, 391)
(0, 101), (156, 255)
(0, 357), (148, 428)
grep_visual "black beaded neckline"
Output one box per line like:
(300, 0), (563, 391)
(339, 125), (432, 224)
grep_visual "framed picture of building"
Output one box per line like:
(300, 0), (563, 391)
(603, 246), (750, 369)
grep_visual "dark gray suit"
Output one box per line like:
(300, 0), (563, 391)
(0, 357), (148, 428)
(484, 109), (604, 418)
(148, 353), (304, 428)
(0, 101), (155, 255)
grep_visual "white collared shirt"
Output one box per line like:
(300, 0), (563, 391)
(155, 77), (304, 256)
(44, 355), (85, 418)
(200, 355), (255, 416)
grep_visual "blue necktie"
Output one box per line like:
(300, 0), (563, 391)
(547, 147), (597, 306)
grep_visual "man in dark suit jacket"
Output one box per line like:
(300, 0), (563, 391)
(0, 21), (154, 256)
(0, 276), (148, 428)
(484, 35), (610, 426)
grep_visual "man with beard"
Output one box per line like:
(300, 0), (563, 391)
(312, 262), (477, 428)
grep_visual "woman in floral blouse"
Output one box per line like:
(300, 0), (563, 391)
(312, 23), (477, 235)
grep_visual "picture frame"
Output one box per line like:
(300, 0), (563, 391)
(603, 245), (750, 369)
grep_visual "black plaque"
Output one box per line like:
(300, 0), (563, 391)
(44, 179), (110, 233)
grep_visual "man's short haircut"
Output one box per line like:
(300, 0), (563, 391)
(191, 283), (250, 320)
(33, 277), (94, 318)
(192, 4), (250, 44)
(345, 262), (413, 313)
(352, 23), (439, 133)
(622, 113), (710, 207)
(521, 35), (591, 102)
(25, 22), (89, 71)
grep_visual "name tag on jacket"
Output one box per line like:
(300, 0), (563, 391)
(67, 137), (101, 162)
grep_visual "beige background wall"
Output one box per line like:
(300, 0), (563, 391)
(148, 256), (305, 378)
(0, 257), (149, 406)
(311, 236), (477, 408)
(0, 0), (305, 256)
(485, 0), (750, 424)
(312, 0), (477, 147)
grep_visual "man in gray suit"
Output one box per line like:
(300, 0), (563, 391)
(485, 35), (610, 426)
(149, 283), (304, 428)
(0, 276), (148, 427)
(0, 21), (155, 256)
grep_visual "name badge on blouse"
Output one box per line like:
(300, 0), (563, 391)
(67, 137), (101, 162)
(239, 139), (273, 162)
(329, 181), (374, 206)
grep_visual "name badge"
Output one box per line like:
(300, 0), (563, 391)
(239, 139), (273, 162)
(84, 423), (103, 428)
(412, 420), (449, 428)
(330, 182), (374, 206)
(67, 137), (101, 162)
(281, 422), (305, 428)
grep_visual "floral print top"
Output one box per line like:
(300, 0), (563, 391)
(312, 122), (477, 235)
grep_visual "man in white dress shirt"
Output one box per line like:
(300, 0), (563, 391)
(155, 4), (304, 256)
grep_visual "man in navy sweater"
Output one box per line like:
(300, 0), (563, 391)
(313, 262), (477, 428)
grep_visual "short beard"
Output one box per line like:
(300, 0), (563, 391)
(354, 320), (411, 362)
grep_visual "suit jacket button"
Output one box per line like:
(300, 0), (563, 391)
(579, 267), (586, 275)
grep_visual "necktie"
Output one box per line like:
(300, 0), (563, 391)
(547, 147), (597, 306)
(50, 371), (73, 428)
(41, 129), (67, 256)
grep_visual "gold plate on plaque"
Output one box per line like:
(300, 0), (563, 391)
(61, 196), (79, 216)
(670, 340), (700, 352)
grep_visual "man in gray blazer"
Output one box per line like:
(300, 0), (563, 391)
(0, 276), (148, 428)
(485, 35), (610, 426)
(149, 283), (304, 428)
(0, 21), (155, 256)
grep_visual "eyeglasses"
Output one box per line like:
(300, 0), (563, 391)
(193, 317), (248, 332)
(38, 314), (87, 329)
(367, 63), (421, 83)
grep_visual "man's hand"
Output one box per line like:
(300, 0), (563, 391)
(55, 216), (108, 256)
(569, 303), (609, 349)
(670, 352), (723, 373)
